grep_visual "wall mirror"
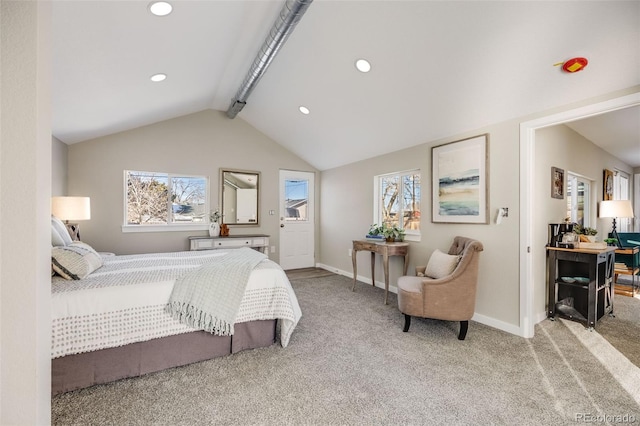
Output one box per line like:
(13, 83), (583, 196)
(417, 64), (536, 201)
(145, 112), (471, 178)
(220, 168), (260, 226)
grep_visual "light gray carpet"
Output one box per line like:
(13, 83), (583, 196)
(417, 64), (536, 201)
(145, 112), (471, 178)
(286, 267), (337, 280)
(52, 274), (640, 425)
(594, 293), (640, 368)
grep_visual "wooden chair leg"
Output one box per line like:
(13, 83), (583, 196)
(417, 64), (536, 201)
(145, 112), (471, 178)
(458, 320), (468, 340)
(403, 314), (411, 332)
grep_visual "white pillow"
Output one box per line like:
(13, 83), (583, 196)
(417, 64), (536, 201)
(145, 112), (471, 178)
(425, 249), (461, 279)
(51, 215), (73, 246)
(51, 225), (66, 247)
(52, 241), (103, 280)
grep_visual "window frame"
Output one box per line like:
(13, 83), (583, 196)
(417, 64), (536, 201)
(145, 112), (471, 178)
(614, 169), (632, 232)
(373, 169), (421, 242)
(565, 172), (593, 228)
(122, 170), (210, 233)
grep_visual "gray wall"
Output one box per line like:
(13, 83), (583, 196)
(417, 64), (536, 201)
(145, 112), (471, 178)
(67, 109), (317, 258)
(52, 136), (68, 195)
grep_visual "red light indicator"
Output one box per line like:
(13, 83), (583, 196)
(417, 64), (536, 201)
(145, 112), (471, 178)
(561, 57), (588, 73)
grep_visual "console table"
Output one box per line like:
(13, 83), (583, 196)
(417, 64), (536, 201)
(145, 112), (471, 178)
(547, 246), (615, 329)
(352, 240), (409, 305)
(189, 235), (269, 253)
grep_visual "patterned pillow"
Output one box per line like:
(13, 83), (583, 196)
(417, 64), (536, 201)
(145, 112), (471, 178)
(52, 242), (103, 280)
(51, 215), (73, 246)
(425, 249), (461, 279)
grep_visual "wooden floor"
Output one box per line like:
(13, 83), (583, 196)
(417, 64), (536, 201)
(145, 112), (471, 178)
(285, 267), (337, 280)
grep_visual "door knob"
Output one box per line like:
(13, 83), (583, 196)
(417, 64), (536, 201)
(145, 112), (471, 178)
(280, 224), (285, 228)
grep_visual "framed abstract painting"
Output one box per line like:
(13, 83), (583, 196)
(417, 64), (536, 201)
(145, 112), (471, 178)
(431, 134), (489, 224)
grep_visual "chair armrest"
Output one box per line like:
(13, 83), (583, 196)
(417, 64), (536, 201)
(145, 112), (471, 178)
(419, 275), (459, 287)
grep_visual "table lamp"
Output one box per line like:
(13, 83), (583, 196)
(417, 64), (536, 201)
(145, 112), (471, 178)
(599, 200), (634, 248)
(51, 196), (91, 241)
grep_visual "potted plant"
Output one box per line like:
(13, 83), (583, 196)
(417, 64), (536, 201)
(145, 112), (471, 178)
(368, 223), (405, 242)
(573, 223), (598, 242)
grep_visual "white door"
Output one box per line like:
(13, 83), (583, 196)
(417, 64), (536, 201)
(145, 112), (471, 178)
(279, 170), (315, 270)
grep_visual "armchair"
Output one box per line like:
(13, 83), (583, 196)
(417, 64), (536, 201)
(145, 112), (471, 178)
(397, 236), (483, 340)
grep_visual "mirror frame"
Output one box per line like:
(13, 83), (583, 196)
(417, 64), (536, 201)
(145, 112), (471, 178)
(220, 168), (260, 227)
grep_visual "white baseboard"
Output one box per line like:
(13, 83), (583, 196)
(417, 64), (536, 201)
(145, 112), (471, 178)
(533, 310), (548, 326)
(315, 262), (523, 337)
(315, 263), (399, 293)
(471, 312), (523, 336)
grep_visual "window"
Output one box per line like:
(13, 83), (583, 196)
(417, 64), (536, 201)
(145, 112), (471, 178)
(565, 173), (591, 226)
(124, 170), (208, 230)
(614, 170), (631, 232)
(284, 178), (309, 222)
(375, 170), (421, 240)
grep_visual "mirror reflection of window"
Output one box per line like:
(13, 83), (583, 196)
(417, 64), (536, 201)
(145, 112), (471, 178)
(221, 169), (260, 226)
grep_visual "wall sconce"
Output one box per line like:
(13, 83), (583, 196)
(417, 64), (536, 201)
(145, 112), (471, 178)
(599, 200), (634, 248)
(51, 196), (91, 241)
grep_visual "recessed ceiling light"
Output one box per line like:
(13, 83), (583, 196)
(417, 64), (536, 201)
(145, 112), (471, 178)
(299, 106), (310, 115)
(355, 59), (371, 73)
(150, 73), (167, 82)
(149, 1), (172, 16)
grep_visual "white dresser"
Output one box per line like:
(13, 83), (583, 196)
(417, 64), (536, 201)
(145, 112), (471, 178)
(188, 235), (270, 254)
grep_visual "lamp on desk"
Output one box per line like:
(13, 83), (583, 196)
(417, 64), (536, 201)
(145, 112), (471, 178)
(599, 200), (634, 248)
(51, 196), (91, 241)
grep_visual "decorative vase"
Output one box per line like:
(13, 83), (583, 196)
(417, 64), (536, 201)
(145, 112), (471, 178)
(209, 222), (220, 237)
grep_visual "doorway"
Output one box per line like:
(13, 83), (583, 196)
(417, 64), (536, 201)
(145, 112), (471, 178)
(279, 170), (315, 270)
(519, 92), (640, 338)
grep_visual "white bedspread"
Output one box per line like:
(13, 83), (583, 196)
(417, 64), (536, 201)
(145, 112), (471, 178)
(51, 250), (301, 359)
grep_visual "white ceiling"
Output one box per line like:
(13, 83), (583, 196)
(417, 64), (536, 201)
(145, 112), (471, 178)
(52, 0), (640, 170)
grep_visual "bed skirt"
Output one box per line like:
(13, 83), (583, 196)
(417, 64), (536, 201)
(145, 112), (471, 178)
(51, 319), (276, 396)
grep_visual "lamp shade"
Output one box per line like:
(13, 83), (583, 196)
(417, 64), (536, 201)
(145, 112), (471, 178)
(599, 200), (634, 218)
(51, 196), (91, 221)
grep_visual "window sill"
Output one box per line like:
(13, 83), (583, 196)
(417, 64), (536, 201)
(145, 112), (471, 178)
(404, 234), (420, 242)
(122, 224), (209, 233)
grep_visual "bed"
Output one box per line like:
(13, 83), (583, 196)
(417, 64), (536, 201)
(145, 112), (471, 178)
(50, 233), (302, 396)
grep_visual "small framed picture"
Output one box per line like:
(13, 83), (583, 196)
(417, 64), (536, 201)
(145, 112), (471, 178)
(551, 167), (564, 199)
(603, 169), (614, 200)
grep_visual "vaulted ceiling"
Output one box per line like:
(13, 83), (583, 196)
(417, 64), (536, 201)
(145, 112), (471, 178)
(52, 1), (640, 170)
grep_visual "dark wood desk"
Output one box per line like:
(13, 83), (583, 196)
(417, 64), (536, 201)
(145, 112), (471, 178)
(352, 240), (409, 305)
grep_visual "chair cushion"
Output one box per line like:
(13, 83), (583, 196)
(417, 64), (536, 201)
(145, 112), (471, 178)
(397, 275), (424, 293)
(397, 275), (425, 316)
(425, 249), (461, 279)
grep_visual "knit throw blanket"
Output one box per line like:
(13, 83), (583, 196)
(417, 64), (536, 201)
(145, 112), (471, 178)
(166, 247), (267, 336)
